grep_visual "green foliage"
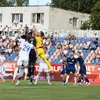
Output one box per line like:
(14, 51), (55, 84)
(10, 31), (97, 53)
(81, 1), (100, 30)
(90, 1), (100, 30)
(0, 0), (28, 7)
(0, 0), (14, 6)
(52, 0), (98, 13)
(16, 0), (25, 6)
(81, 20), (91, 30)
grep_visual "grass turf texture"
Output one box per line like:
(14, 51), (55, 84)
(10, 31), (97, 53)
(0, 80), (100, 100)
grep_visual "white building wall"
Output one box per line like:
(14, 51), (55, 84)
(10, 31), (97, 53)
(0, 6), (50, 30)
(49, 7), (89, 30)
(0, 6), (89, 30)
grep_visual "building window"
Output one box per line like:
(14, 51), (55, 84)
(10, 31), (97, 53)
(73, 17), (78, 27)
(12, 14), (23, 23)
(32, 13), (44, 24)
(69, 18), (73, 24)
(0, 14), (2, 22)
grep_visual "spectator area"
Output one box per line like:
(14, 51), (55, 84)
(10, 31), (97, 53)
(1, 33), (100, 65)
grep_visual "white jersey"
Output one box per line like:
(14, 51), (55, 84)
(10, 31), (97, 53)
(19, 41), (33, 59)
(0, 55), (6, 73)
(18, 38), (25, 45)
(0, 55), (6, 64)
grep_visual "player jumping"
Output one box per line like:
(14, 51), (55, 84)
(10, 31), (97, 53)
(35, 31), (53, 71)
(34, 46), (51, 85)
(12, 35), (35, 85)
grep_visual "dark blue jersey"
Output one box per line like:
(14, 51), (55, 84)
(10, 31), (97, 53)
(67, 57), (77, 68)
(78, 56), (86, 68)
(62, 60), (67, 71)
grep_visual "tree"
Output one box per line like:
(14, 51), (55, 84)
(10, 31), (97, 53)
(16, 0), (25, 6)
(0, 0), (13, 6)
(81, 20), (91, 30)
(0, 0), (29, 7)
(90, 1), (100, 30)
(52, 0), (98, 13)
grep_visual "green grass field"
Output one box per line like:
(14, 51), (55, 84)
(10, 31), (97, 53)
(0, 80), (100, 100)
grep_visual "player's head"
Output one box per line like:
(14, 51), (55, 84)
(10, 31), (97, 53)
(0, 51), (5, 55)
(70, 50), (75, 56)
(21, 35), (27, 40)
(21, 35), (28, 41)
(77, 51), (81, 57)
(40, 31), (44, 37)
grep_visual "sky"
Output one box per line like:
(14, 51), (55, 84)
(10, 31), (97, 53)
(29, 0), (52, 5)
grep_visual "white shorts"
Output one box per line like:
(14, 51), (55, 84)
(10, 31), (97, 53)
(17, 57), (29, 67)
(38, 63), (50, 73)
(0, 67), (2, 73)
(0, 64), (7, 74)
(98, 68), (100, 72)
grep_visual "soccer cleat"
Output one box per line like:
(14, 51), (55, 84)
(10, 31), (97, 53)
(1, 80), (6, 83)
(48, 81), (52, 85)
(28, 82), (33, 85)
(87, 83), (91, 86)
(62, 83), (66, 86)
(79, 83), (82, 86)
(15, 81), (20, 86)
(12, 79), (15, 84)
(34, 80), (37, 85)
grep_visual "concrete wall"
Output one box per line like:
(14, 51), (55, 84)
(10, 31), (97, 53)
(0, 6), (89, 30)
(0, 6), (50, 30)
(49, 7), (89, 30)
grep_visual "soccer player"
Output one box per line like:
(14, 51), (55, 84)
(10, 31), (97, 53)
(35, 31), (53, 71)
(61, 56), (69, 84)
(77, 51), (90, 86)
(0, 51), (6, 82)
(28, 33), (37, 85)
(34, 46), (51, 85)
(12, 35), (34, 85)
(63, 50), (79, 85)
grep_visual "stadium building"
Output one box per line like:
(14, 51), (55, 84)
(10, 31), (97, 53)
(0, 6), (89, 30)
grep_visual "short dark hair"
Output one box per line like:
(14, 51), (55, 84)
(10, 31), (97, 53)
(78, 51), (81, 54)
(21, 35), (27, 40)
(71, 50), (75, 53)
(40, 31), (44, 37)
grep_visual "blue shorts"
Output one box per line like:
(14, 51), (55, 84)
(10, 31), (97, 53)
(66, 67), (76, 75)
(61, 71), (66, 75)
(79, 67), (86, 75)
(5, 31), (8, 34)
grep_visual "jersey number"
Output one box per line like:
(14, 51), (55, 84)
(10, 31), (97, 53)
(22, 45), (30, 52)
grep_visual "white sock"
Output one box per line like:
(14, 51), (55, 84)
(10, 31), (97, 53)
(13, 67), (18, 80)
(0, 74), (5, 81)
(74, 77), (77, 84)
(47, 73), (50, 82)
(17, 69), (24, 78)
(34, 74), (40, 84)
(65, 75), (69, 83)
